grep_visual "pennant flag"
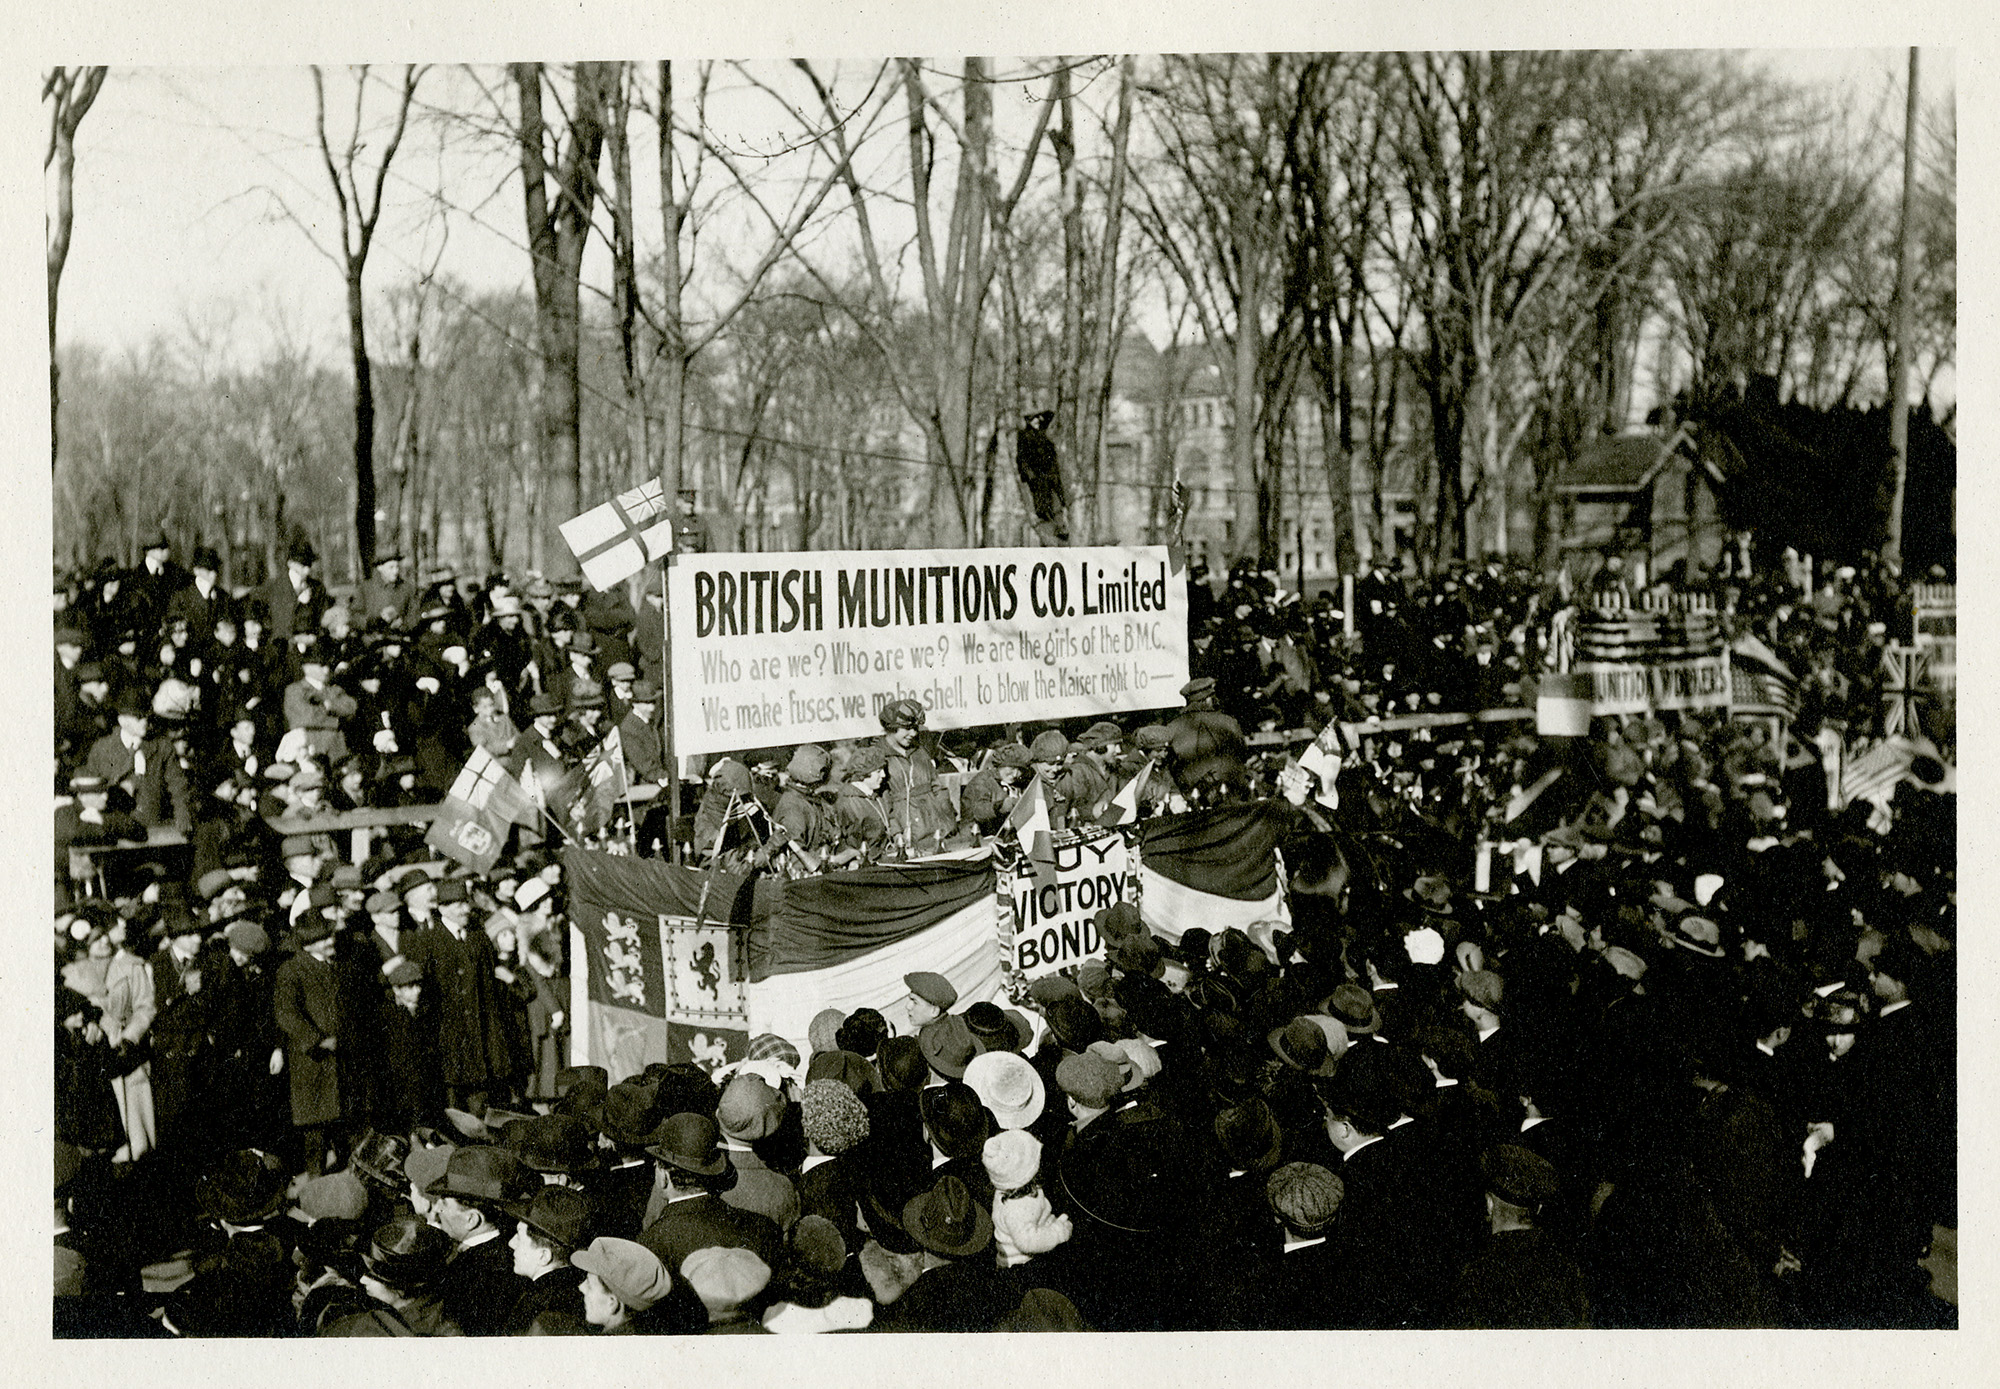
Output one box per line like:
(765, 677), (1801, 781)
(425, 746), (537, 872)
(1880, 644), (1929, 737)
(745, 859), (1002, 1053)
(573, 727), (630, 835)
(1136, 800), (1292, 945)
(1097, 759), (1155, 828)
(1296, 742), (1341, 811)
(564, 848), (779, 1084)
(1006, 775), (1054, 862)
(560, 478), (675, 592)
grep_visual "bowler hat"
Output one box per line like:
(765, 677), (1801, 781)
(920, 1081), (992, 1161)
(529, 690), (565, 717)
(503, 1184), (592, 1249)
(601, 1080), (664, 1149)
(628, 679), (660, 703)
(554, 1064), (609, 1097)
(195, 1148), (289, 1225)
(1482, 1143), (1560, 1208)
(875, 1036), (928, 1092)
(647, 1112), (728, 1178)
(804, 1049), (880, 1096)
(1044, 995), (1105, 1051)
(901, 1174), (993, 1258)
(963, 1000), (1033, 1053)
(362, 1214), (454, 1291)
(650, 1064), (721, 1126)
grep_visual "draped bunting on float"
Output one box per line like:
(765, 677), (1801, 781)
(564, 799), (1292, 1081)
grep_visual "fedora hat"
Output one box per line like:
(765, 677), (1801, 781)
(1320, 982), (1382, 1036)
(917, 1013), (984, 1080)
(715, 1073), (787, 1143)
(431, 1144), (537, 1207)
(901, 1174), (992, 1258)
(1268, 1016), (1342, 1077)
(509, 1114), (602, 1174)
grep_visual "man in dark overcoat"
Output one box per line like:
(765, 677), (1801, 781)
(400, 877), (516, 1111)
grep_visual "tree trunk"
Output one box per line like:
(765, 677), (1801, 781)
(657, 63), (687, 510)
(347, 277), (377, 574)
(1230, 230), (1263, 563)
(46, 67), (107, 472)
(607, 65), (648, 486)
(515, 62), (609, 578)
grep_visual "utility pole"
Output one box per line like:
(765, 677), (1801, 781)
(1884, 47), (1919, 573)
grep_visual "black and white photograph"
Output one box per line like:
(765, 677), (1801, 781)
(27, 5), (1972, 1367)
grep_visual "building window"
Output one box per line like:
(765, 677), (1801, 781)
(1313, 551), (1326, 570)
(1223, 521), (1234, 543)
(1281, 551), (1295, 570)
(1204, 402), (1215, 427)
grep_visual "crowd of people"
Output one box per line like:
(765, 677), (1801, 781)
(52, 533), (1955, 1334)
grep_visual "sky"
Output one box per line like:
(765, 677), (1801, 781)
(51, 49), (1955, 375)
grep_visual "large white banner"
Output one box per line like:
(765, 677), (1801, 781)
(669, 546), (1189, 755)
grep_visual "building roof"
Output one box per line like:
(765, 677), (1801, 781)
(1558, 428), (1695, 494)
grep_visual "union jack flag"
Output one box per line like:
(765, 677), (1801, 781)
(1880, 644), (1929, 738)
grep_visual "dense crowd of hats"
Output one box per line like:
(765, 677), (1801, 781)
(53, 538), (1953, 1334)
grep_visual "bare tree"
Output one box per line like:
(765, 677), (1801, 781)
(1133, 54), (1303, 567)
(312, 65), (422, 576)
(513, 62), (614, 575)
(46, 66), (108, 471)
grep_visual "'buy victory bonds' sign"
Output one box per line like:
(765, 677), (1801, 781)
(668, 545), (1190, 755)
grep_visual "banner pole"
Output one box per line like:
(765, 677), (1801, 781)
(662, 561), (679, 865)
